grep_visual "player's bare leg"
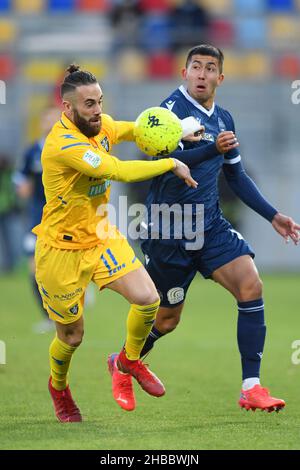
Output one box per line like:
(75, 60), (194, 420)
(211, 255), (262, 302)
(107, 265), (165, 411)
(55, 316), (84, 348)
(154, 304), (185, 334)
(212, 255), (285, 412)
(138, 303), (185, 359)
(48, 317), (84, 422)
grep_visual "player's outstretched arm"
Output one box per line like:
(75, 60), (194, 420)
(271, 213), (300, 245)
(170, 131), (239, 167)
(170, 143), (218, 167)
(223, 160), (300, 245)
(57, 141), (197, 188)
(223, 159), (278, 222)
(110, 157), (197, 188)
(111, 119), (135, 144)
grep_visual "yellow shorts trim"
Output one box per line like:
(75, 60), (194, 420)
(35, 226), (141, 324)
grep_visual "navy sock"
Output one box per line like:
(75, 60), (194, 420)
(237, 298), (266, 380)
(140, 326), (165, 357)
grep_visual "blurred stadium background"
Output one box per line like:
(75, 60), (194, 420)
(0, 0), (300, 272)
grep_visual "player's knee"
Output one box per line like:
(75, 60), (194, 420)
(69, 336), (83, 348)
(63, 328), (84, 348)
(134, 287), (160, 306)
(161, 317), (180, 334)
(237, 277), (263, 301)
(156, 310), (181, 334)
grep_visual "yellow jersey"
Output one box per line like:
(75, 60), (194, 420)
(32, 112), (175, 249)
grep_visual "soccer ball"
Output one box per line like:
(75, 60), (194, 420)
(134, 107), (183, 157)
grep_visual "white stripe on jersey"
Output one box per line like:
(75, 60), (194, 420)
(238, 304), (265, 311)
(223, 155), (241, 164)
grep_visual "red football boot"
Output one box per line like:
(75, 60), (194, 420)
(48, 377), (82, 423)
(238, 384), (285, 413)
(107, 353), (135, 411)
(117, 349), (165, 398)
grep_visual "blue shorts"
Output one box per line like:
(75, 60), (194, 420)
(141, 217), (255, 308)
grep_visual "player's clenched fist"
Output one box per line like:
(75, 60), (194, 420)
(216, 131), (239, 154)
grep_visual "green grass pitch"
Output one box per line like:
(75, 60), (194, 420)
(0, 270), (299, 450)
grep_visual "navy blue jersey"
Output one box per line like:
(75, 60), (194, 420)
(16, 140), (45, 229)
(144, 86), (241, 236)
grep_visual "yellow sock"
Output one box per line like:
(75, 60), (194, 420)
(125, 299), (160, 360)
(49, 336), (77, 391)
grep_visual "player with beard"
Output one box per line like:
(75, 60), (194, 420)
(33, 64), (199, 421)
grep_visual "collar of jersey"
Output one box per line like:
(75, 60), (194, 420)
(179, 85), (215, 117)
(60, 113), (79, 131)
(59, 113), (99, 148)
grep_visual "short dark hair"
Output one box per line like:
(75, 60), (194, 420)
(186, 44), (224, 73)
(61, 64), (97, 98)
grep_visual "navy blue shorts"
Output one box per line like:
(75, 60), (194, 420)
(141, 217), (255, 308)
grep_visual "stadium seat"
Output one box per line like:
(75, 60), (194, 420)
(14, 0), (44, 13)
(274, 54), (300, 79)
(0, 0), (10, 11)
(235, 18), (267, 49)
(147, 51), (175, 79)
(243, 53), (270, 79)
(26, 94), (53, 142)
(140, 14), (172, 52)
(269, 15), (298, 47)
(169, 0), (184, 5)
(0, 55), (15, 79)
(208, 19), (235, 47)
(0, 19), (16, 44)
(23, 60), (63, 83)
(48, 0), (75, 11)
(267, 0), (294, 12)
(117, 49), (147, 82)
(170, 0), (209, 50)
(76, 0), (108, 11)
(221, 50), (243, 79)
(27, 94), (51, 115)
(79, 60), (107, 79)
(199, 0), (232, 15)
(234, 0), (265, 14)
(174, 49), (188, 73)
(139, 0), (171, 13)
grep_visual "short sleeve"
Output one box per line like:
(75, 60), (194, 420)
(160, 98), (190, 120)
